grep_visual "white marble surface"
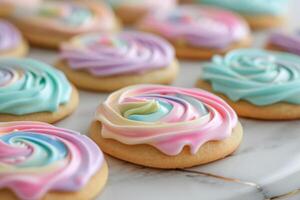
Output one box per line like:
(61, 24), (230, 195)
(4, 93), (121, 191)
(26, 0), (300, 199)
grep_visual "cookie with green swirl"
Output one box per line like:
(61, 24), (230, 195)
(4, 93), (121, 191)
(0, 58), (79, 123)
(198, 49), (300, 120)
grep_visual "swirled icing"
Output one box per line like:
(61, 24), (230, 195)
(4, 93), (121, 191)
(96, 85), (237, 155)
(138, 5), (249, 49)
(60, 31), (174, 76)
(0, 121), (103, 200)
(268, 31), (300, 56)
(199, 0), (288, 16)
(0, 58), (71, 115)
(202, 49), (300, 106)
(0, 20), (22, 52)
(13, 1), (116, 34)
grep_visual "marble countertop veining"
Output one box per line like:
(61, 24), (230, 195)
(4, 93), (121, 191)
(26, 0), (300, 199)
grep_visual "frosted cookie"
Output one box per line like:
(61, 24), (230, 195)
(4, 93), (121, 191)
(137, 5), (251, 59)
(0, 58), (79, 123)
(89, 84), (243, 169)
(197, 0), (288, 29)
(106, 0), (177, 25)
(57, 31), (179, 91)
(266, 31), (300, 56)
(198, 49), (300, 120)
(0, 0), (40, 17)
(9, 1), (119, 48)
(0, 20), (28, 58)
(0, 121), (108, 200)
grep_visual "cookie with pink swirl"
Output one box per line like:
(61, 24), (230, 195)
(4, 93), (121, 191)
(57, 31), (179, 91)
(0, 20), (28, 58)
(137, 5), (251, 59)
(9, 1), (120, 48)
(0, 121), (108, 200)
(89, 84), (243, 169)
(106, 0), (177, 25)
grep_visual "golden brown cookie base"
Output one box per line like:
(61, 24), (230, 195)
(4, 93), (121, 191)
(137, 25), (252, 59)
(0, 4), (13, 17)
(173, 36), (252, 60)
(265, 43), (288, 53)
(0, 162), (108, 200)
(0, 40), (28, 57)
(0, 86), (79, 123)
(55, 60), (179, 92)
(197, 80), (300, 120)
(243, 15), (285, 30)
(89, 121), (243, 169)
(114, 6), (149, 25)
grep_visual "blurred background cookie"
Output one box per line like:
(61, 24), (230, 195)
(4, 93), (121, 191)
(137, 5), (251, 59)
(57, 31), (179, 91)
(9, 0), (120, 48)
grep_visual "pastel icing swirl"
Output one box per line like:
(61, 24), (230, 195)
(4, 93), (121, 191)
(0, 121), (103, 200)
(199, 0), (288, 16)
(60, 31), (174, 76)
(13, 1), (116, 33)
(139, 5), (249, 49)
(0, 58), (71, 115)
(202, 49), (300, 106)
(0, 20), (22, 52)
(268, 31), (300, 56)
(96, 85), (237, 155)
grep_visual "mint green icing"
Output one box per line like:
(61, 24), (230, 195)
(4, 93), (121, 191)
(0, 58), (72, 115)
(199, 0), (288, 15)
(202, 49), (300, 106)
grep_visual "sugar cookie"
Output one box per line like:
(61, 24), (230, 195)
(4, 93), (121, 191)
(90, 84), (243, 169)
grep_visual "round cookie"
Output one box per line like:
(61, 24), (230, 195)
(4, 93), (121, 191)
(0, 20), (28, 57)
(0, 121), (108, 200)
(266, 31), (300, 56)
(198, 48), (300, 120)
(57, 31), (179, 92)
(137, 5), (251, 60)
(0, 58), (79, 123)
(106, 0), (177, 25)
(89, 84), (243, 169)
(196, 0), (287, 29)
(9, 1), (120, 49)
